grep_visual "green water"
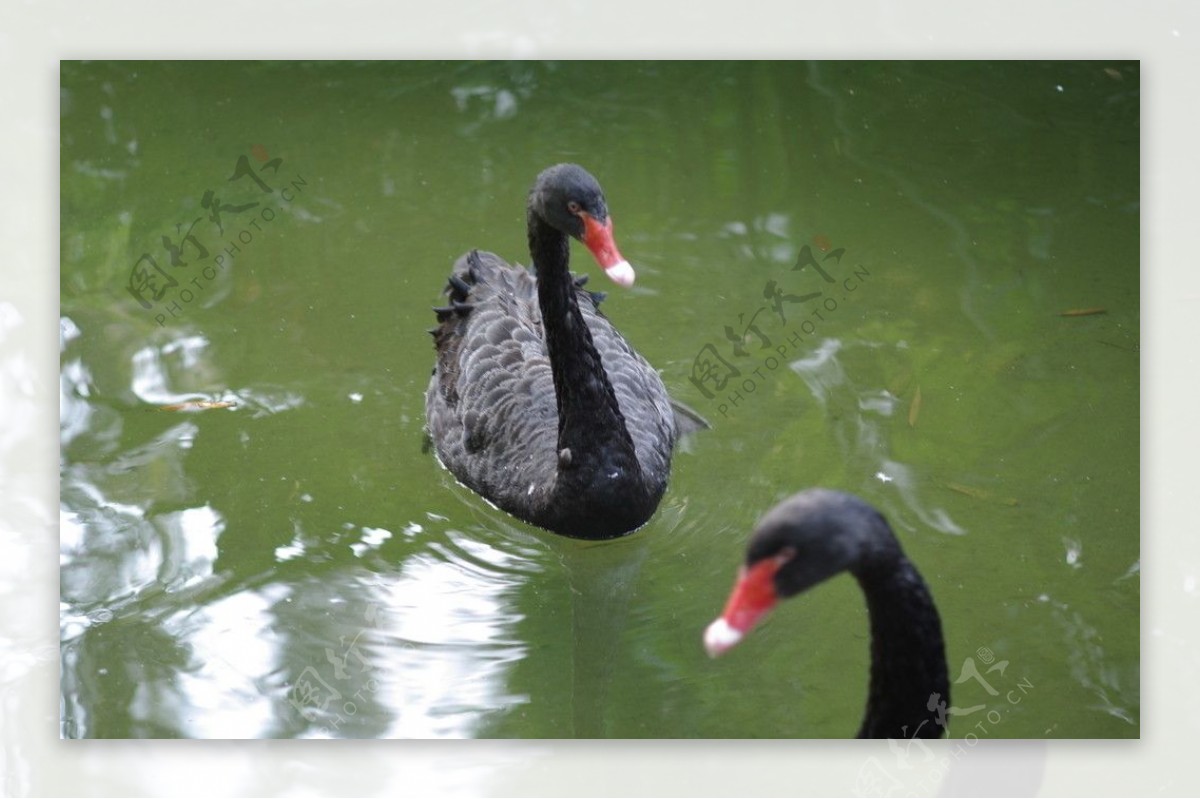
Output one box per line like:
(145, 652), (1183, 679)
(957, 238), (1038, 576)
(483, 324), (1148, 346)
(59, 61), (1139, 739)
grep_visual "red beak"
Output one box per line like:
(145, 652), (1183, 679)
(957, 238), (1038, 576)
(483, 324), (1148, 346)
(580, 212), (635, 288)
(703, 555), (785, 657)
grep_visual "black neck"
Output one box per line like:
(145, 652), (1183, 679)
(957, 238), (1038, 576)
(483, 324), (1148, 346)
(528, 213), (642, 480)
(855, 556), (949, 739)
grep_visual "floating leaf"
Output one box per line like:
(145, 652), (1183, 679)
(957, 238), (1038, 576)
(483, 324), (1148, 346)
(1060, 308), (1106, 317)
(158, 400), (236, 412)
(907, 385), (922, 428)
(945, 482), (1020, 506)
(945, 482), (989, 500)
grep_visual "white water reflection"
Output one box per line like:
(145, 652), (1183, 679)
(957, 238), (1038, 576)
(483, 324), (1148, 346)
(254, 533), (534, 739)
(128, 334), (304, 415)
(63, 515), (536, 738)
(130, 335), (221, 405)
(369, 539), (530, 738)
(175, 587), (285, 738)
(717, 212), (803, 268)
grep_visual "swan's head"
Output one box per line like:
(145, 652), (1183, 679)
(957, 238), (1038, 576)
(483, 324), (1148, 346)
(704, 489), (894, 657)
(529, 163), (635, 288)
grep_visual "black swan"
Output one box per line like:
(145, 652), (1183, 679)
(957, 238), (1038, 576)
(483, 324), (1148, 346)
(705, 489), (949, 739)
(425, 164), (700, 539)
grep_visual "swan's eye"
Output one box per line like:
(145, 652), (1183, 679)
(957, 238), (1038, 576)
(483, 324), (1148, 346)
(773, 547), (797, 568)
(567, 200), (582, 215)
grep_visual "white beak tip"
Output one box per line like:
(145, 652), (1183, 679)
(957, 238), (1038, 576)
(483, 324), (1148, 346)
(704, 617), (743, 658)
(603, 260), (636, 288)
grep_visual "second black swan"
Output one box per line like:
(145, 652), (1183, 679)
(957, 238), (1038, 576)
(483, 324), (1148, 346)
(705, 489), (950, 739)
(425, 164), (698, 539)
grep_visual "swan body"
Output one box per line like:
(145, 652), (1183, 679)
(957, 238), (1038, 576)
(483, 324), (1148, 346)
(425, 164), (681, 539)
(705, 489), (950, 739)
